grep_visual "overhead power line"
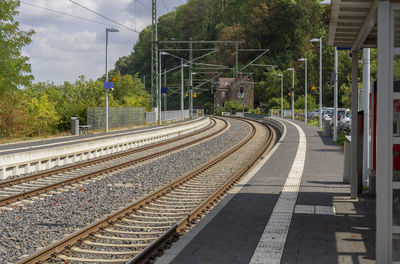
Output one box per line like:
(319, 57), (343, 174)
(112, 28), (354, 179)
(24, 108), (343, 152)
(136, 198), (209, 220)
(20, 1), (127, 30)
(68, 0), (139, 33)
(136, 0), (151, 11)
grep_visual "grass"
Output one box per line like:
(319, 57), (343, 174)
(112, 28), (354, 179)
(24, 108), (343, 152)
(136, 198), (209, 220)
(334, 132), (348, 146)
(0, 131), (71, 145)
(307, 119), (319, 128)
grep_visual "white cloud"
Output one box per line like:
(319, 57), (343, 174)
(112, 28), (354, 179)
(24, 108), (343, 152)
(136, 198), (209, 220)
(17, 0), (185, 84)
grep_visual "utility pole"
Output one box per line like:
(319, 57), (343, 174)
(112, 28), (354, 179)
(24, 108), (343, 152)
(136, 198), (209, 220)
(181, 59), (184, 119)
(159, 50), (162, 124)
(151, 0), (159, 121)
(189, 39), (193, 119)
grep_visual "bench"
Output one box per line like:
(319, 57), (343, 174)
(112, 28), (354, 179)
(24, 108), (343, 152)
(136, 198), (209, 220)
(79, 125), (91, 134)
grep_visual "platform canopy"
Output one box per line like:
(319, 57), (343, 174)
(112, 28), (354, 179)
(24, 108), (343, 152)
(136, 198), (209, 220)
(328, 0), (378, 49)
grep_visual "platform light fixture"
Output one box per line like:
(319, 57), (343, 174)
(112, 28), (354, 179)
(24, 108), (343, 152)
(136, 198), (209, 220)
(105, 27), (119, 134)
(287, 68), (295, 120)
(298, 58), (308, 124)
(310, 37), (323, 129)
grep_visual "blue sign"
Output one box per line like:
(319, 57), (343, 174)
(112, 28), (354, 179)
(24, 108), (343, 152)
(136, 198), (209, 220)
(104, 82), (114, 89)
(161, 87), (167, 94)
(336, 47), (363, 50)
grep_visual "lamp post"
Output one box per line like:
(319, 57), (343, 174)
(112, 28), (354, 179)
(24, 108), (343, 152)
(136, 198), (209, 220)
(190, 72), (197, 118)
(287, 68), (295, 120)
(299, 58), (308, 124)
(105, 27), (119, 134)
(310, 37), (323, 129)
(277, 73), (283, 118)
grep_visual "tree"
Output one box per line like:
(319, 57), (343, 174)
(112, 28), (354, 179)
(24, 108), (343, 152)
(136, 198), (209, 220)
(112, 73), (151, 110)
(0, 0), (34, 94)
(25, 94), (59, 135)
(295, 94), (318, 111)
(0, 91), (32, 138)
(266, 97), (290, 111)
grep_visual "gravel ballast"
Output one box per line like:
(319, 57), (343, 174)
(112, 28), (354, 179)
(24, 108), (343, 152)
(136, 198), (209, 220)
(0, 118), (250, 262)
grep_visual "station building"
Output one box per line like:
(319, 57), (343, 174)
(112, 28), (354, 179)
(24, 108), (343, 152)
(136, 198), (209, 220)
(328, 0), (400, 261)
(216, 75), (254, 108)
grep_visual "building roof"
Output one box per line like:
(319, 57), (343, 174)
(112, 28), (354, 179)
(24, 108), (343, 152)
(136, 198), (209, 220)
(328, 0), (377, 49)
(218, 78), (234, 88)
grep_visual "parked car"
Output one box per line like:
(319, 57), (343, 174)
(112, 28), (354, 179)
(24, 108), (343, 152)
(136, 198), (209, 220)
(338, 108), (351, 132)
(323, 108), (334, 120)
(337, 108), (346, 121)
(308, 109), (319, 119)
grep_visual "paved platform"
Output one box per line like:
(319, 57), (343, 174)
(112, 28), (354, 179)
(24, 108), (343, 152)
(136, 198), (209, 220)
(155, 118), (376, 264)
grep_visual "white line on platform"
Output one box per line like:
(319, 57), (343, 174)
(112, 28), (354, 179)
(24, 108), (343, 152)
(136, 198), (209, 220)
(249, 119), (306, 264)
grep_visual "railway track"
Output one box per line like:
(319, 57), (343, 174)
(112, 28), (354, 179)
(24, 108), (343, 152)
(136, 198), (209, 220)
(17, 119), (276, 264)
(0, 118), (227, 207)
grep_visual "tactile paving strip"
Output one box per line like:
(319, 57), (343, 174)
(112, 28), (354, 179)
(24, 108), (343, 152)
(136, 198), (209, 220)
(250, 120), (306, 264)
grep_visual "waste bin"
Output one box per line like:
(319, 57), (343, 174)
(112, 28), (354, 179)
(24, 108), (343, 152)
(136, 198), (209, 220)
(71, 117), (79, 135)
(343, 136), (351, 183)
(323, 119), (332, 136)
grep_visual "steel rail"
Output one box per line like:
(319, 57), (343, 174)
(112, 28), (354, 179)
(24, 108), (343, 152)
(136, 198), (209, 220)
(0, 119), (216, 189)
(0, 118), (226, 207)
(17, 118), (274, 264)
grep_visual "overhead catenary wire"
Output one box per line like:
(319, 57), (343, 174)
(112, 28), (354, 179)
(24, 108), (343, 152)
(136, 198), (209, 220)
(20, 1), (127, 31)
(68, 0), (139, 33)
(162, 0), (169, 12)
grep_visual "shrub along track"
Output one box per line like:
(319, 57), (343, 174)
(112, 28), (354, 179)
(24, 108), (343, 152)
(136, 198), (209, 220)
(0, 118), (226, 207)
(16, 118), (276, 264)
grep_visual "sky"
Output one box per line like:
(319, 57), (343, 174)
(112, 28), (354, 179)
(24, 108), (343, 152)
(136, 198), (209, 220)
(17, 0), (185, 84)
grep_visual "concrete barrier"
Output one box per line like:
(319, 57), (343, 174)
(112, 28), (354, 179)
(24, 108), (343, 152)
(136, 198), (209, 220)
(323, 119), (332, 137)
(0, 118), (210, 179)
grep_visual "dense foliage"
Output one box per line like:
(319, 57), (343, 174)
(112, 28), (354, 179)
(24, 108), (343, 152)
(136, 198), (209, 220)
(0, 74), (149, 138)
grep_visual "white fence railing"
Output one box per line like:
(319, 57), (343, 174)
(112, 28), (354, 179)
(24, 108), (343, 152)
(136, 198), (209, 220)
(161, 110), (190, 122)
(269, 109), (280, 117)
(192, 109), (204, 118)
(283, 110), (292, 117)
(146, 109), (203, 124)
(268, 109), (292, 117)
(146, 112), (157, 124)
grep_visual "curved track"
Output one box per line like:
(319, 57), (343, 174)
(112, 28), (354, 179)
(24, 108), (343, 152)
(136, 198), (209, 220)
(0, 118), (228, 207)
(17, 118), (276, 264)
